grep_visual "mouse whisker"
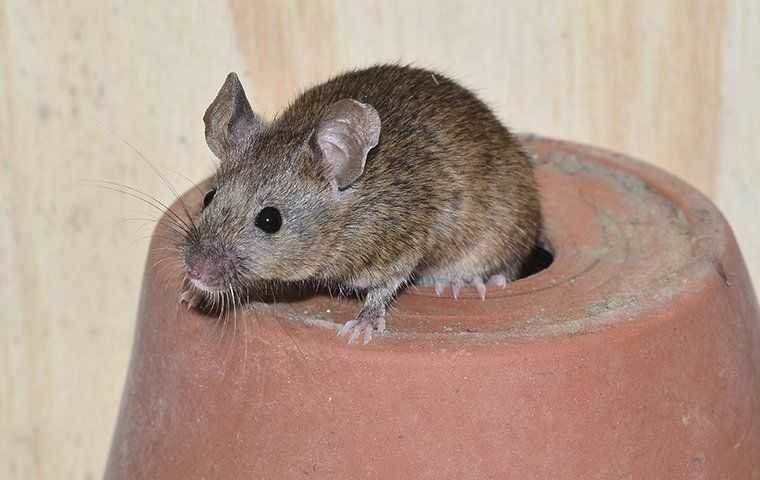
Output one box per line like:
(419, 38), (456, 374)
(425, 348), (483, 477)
(148, 235), (184, 247)
(150, 220), (190, 241)
(239, 289), (250, 377)
(104, 181), (192, 235)
(221, 290), (233, 355)
(207, 290), (222, 346)
(155, 265), (184, 299)
(218, 289), (226, 319)
(119, 217), (189, 243)
(161, 166), (208, 206)
(116, 216), (162, 226)
(150, 255), (179, 273)
(228, 283), (244, 373)
(149, 246), (182, 253)
(112, 134), (199, 233)
(122, 233), (178, 251)
(112, 181), (193, 234)
(86, 181), (192, 235)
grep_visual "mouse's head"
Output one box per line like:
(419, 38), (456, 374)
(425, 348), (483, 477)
(178, 73), (380, 296)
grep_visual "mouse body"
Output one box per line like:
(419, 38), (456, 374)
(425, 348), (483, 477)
(179, 64), (541, 343)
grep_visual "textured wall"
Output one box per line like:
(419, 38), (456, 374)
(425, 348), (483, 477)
(1, 1), (758, 478)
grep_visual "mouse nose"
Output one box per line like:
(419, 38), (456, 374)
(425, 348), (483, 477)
(187, 256), (224, 289)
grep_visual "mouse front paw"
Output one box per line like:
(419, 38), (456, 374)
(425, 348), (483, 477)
(178, 279), (205, 310)
(337, 310), (386, 345)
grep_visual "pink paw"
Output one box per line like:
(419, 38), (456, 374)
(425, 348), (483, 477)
(434, 273), (508, 300)
(178, 280), (205, 310)
(337, 313), (386, 345)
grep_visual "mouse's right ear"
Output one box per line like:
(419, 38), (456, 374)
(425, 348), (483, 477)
(310, 99), (381, 191)
(203, 73), (262, 159)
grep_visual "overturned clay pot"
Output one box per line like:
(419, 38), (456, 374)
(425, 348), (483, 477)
(105, 136), (760, 479)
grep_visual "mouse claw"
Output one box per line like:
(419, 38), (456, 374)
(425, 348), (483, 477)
(340, 320), (367, 345)
(337, 319), (358, 337)
(348, 325), (365, 345)
(487, 274), (507, 288)
(472, 278), (487, 300)
(434, 281), (446, 297)
(338, 313), (384, 345)
(451, 279), (463, 300)
(179, 282), (204, 310)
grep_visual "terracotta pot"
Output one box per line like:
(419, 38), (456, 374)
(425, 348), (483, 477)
(105, 136), (760, 479)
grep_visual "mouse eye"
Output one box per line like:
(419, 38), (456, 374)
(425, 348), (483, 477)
(203, 188), (216, 209)
(255, 207), (282, 234)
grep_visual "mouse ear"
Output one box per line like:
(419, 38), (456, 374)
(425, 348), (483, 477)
(203, 73), (262, 159)
(311, 99), (381, 190)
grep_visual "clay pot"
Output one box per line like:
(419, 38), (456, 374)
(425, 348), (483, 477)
(105, 136), (760, 479)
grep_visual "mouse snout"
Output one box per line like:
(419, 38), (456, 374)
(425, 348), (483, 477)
(185, 253), (226, 291)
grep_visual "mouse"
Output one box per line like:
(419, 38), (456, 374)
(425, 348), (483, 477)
(177, 64), (542, 344)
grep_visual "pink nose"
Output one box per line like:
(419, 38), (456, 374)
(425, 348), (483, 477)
(187, 257), (223, 288)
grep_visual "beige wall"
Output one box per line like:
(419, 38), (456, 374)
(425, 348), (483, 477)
(2, 1), (758, 478)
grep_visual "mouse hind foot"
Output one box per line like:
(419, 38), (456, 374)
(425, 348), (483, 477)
(430, 272), (512, 300)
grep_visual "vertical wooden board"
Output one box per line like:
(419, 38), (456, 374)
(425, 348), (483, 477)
(0, 3), (28, 479)
(229, 0), (338, 119)
(330, 0), (725, 197)
(598, 0), (725, 199)
(226, 1), (725, 197)
(717, 1), (760, 286)
(2, 3), (54, 478)
(1, 2), (246, 478)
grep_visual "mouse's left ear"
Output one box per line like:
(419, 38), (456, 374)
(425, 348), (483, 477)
(204, 73), (263, 160)
(310, 99), (381, 190)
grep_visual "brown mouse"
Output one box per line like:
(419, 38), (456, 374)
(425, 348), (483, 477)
(178, 64), (541, 344)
